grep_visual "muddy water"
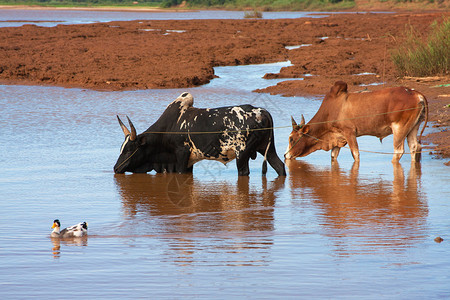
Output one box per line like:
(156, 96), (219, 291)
(0, 61), (449, 299)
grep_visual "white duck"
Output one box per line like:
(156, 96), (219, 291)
(51, 219), (88, 238)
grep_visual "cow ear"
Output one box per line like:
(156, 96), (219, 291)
(302, 125), (310, 134)
(138, 135), (147, 146)
(330, 81), (348, 97)
(300, 114), (306, 126)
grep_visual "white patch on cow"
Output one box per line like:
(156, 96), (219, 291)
(229, 107), (265, 126)
(219, 131), (247, 161)
(252, 108), (264, 123)
(185, 128), (249, 167)
(120, 135), (130, 154)
(179, 119), (187, 130)
(170, 92), (194, 123)
(185, 134), (206, 167)
(194, 116), (198, 122)
(231, 107), (246, 123)
(418, 94), (425, 103)
(185, 132), (237, 167)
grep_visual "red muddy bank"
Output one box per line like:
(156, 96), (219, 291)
(0, 12), (448, 161)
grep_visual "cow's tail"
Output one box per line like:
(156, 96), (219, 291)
(262, 138), (271, 175)
(418, 92), (429, 144)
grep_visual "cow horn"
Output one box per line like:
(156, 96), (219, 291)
(291, 116), (300, 131)
(117, 115), (131, 137)
(126, 116), (137, 141)
(300, 114), (306, 126)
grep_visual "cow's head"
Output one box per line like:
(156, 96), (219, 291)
(284, 114), (315, 159)
(114, 92), (193, 174)
(285, 81), (349, 160)
(114, 115), (150, 174)
(115, 115), (178, 174)
(114, 116), (178, 174)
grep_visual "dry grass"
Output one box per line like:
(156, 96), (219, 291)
(391, 17), (449, 77)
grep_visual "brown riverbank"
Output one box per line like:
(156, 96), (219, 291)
(0, 11), (448, 162)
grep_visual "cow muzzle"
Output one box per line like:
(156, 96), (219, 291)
(113, 166), (125, 174)
(284, 145), (293, 160)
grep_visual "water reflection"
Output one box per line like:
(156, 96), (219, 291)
(287, 160), (427, 256)
(51, 237), (88, 259)
(114, 174), (285, 231)
(114, 174), (285, 266)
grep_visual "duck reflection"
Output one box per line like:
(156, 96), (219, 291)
(51, 237), (88, 259)
(287, 160), (427, 256)
(114, 174), (285, 265)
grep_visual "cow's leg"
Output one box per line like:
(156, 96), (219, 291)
(407, 122), (422, 162)
(167, 163), (176, 173)
(392, 124), (407, 162)
(257, 139), (286, 176)
(265, 146), (286, 176)
(331, 147), (341, 161)
(236, 154), (250, 176)
(154, 163), (163, 173)
(175, 147), (192, 173)
(343, 132), (360, 161)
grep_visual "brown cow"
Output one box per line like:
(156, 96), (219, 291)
(285, 81), (428, 162)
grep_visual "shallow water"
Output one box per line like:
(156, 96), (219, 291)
(0, 9), (329, 27)
(0, 59), (449, 298)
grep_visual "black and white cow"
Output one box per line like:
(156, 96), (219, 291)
(114, 92), (286, 176)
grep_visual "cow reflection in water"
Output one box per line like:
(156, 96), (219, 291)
(114, 174), (285, 265)
(287, 160), (427, 256)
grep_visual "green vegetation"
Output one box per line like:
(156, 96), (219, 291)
(0, 0), (356, 10)
(0, 0), (163, 8)
(161, 0), (355, 10)
(391, 17), (449, 77)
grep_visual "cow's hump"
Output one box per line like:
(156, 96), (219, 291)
(330, 81), (348, 96)
(174, 92), (194, 109)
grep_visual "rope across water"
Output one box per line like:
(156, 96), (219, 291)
(139, 106), (422, 135)
(118, 105), (443, 157)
